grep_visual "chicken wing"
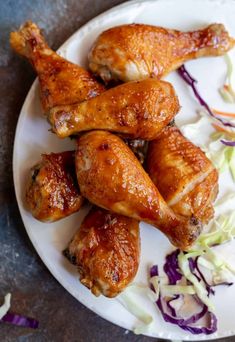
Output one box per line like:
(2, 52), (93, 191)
(49, 79), (179, 140)
(89, 23), (235, 82)
(10, 21), (105, 111)
(76, 130), (202, 250)
(64, 207), (140, 297)
(146, 126), (219, 224)
(26, 151), (83, 222)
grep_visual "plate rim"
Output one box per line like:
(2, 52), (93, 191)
(12, 0), (235, 339)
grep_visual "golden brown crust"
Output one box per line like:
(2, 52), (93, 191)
(10, 21), (105, 111)
(171, 170), (218, 224)
(146, 126), (219, 223)
(49, 79), (180, 140)
(76, 130), (202, 250)
(67, 207), (140, 297)
(89, 23), (235, 82)
(25, 151), (83, 222)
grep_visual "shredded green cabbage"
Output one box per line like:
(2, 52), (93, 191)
(178, 251), (215, 311)
(119, 281), (196, 335)
(198, 254), (233, 285)
(219, 87), (235, 103)
(204, 246), (235, 275)
(181, 112), (235, 177)
(197, 256), (215, 270)
(198, 212), (235, 247)
(150, 276), (196, 296)
(0, 293), (11, 320)
(181, 110), (235, 178)
(161, 285), (195, 295)
(188, 208), (235, 290)
(180, 115), (212, 148)
(206, 140), (229, 173)
(228, 147), (235, 180)
(206, 131), (235, 175)
(119, 285), (153, 335)
(212, 268), (233, 285)
(128, 282), (158, 302)
(219, 54), (235, 103)
(150, 276), (161, 301)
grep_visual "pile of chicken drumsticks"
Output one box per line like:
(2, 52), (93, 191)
(10, 21), (235, 297)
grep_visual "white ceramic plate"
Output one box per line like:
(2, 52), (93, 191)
(13, 0), (235, 339)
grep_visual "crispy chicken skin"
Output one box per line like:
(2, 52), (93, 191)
(26, 151), (83, 222)
(49, 79), (180, 139)
(76, 130), (202, 250)
(65, 207), (140, 297)
(146, 126), (219, 224)
(10, 21), (104, 112)
(89, 23), (235, 82)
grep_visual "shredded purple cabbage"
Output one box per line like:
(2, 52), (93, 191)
(221, 139), (235, 147)
(0, 312), (39, 329)
(188, 257), (201, 282)
(166, 295), (180, 317)
(194, 257), (215, 296)
(150, 265), (159, 278)
(194, 257), (233, 290)
(150, 247), (235, 335)
(178, 65), (235, 129)
(213, 282), (233, 287)
(163, 249), (182, 285)
(156, 292), (217, 335)
(150, 251), (218, 335)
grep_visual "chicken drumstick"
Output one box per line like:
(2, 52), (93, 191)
(89, 23), (235, 82)
(10, 21), (104, 112)
(65, 207), (140, 297)
(76, 130), (202, 250)
(146, 126), (219, 224)
(25, 151), (84, 222)
(49, 78), (179, 140)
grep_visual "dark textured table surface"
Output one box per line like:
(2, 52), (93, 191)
(0, 1), (234, 341)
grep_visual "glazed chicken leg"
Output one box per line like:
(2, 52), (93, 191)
(89, 23), (235, 82)
(49, 79), (179, 139)
(65, 207), (140, 297)
(26, 151), (83, 222)
(10, 21), (104, 111)
(76, 130), (202, 250)
(25, 145), (146, 222)
(146, 126), (219, 224)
